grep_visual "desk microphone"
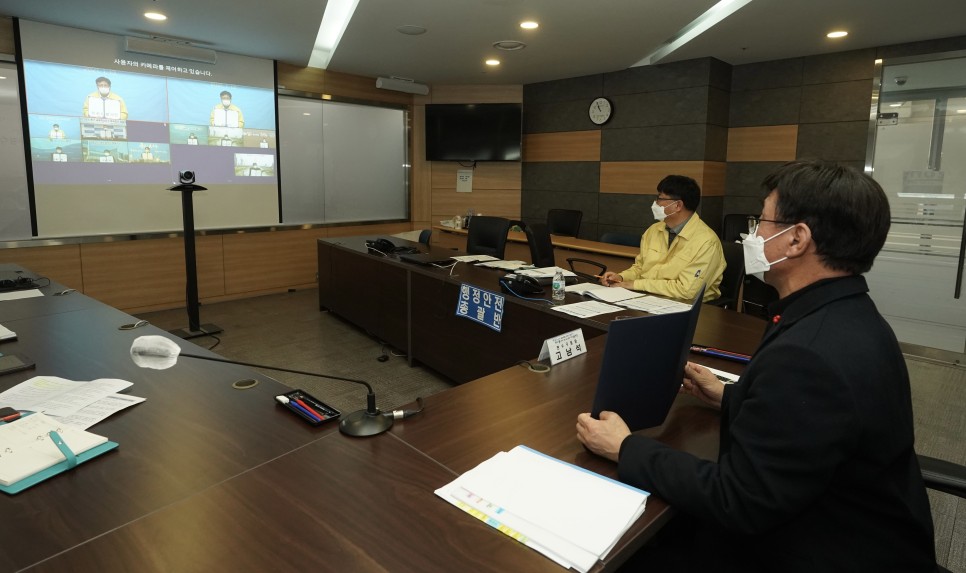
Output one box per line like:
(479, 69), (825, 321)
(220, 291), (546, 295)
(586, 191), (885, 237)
(130, 335), (393, 437)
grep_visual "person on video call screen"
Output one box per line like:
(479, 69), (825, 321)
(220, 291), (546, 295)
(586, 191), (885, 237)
(83, 76), (128, 120)
(210, 90), (244, 128)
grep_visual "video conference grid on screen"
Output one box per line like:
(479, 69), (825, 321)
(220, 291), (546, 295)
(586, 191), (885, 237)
(24, 59), (278, 185)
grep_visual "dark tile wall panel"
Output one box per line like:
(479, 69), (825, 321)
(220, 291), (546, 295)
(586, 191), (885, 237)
(601, 124), (710, 161)
(705, 125), (729, 162)
(524, 99), (601, 134)
(732, 58), (804, 91)
(799, 80), (874, 124)
(603, 58), (715, 95)
(522, 162), (600, 193)
(523, 74), (603, 105)
(608, 86), (712, 128)
(796, 121), (870, 162)
(708, 87), (731, 127)
(726, 162), (783, 198)
(730, 86), (802, 127)
(802, 49), (877, 84)
(876, 35), (966, 60)
(598, 193), (652, 229)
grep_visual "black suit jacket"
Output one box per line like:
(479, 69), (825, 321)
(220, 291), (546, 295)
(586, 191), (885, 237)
(619, 276), (936, 572)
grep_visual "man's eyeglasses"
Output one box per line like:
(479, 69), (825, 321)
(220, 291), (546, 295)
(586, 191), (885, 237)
(746, 216), (795, 235)
(656, 196), (680, 204)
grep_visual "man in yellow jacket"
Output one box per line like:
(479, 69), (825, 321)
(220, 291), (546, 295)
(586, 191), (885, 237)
(600, 175), (724, 302)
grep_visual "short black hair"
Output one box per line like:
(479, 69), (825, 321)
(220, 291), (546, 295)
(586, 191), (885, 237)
(220, 90), (232, 98)
(657, 175), (701, 211)
(95, 77), (111, 86)
(762, 160), (890, 275)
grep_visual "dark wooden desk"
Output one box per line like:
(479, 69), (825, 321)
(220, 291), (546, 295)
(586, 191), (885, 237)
(318, 236), (764, 383)
(1, 263), (766, 572)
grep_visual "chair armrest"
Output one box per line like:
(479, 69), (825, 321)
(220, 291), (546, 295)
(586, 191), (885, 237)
(566, 258), (606, 282)
(919, 454), (966, 498)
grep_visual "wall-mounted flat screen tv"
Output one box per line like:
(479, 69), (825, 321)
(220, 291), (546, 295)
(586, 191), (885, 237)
(425, 103), (522, 162)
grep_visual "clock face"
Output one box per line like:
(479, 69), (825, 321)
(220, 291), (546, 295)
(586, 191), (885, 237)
(589, 97), (612, 125)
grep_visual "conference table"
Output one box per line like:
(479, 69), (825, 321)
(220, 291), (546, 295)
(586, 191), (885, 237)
(0, 247), (765, 572)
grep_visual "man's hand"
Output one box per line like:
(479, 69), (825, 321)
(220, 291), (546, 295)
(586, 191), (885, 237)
(576, 411), (631, 462)
(681, 361), (725, 409)
(600, 272), (624, 286)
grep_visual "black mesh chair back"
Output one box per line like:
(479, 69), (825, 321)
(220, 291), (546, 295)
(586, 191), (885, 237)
(418, 229), (432, 245)
(525, 222), (556, 267)
(708, 241), (745, 310)
(547, 209), (582, 237)
(466, 216), (512, 259)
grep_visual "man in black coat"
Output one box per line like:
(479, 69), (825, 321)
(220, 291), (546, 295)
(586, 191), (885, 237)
(577, 161), (936, 572)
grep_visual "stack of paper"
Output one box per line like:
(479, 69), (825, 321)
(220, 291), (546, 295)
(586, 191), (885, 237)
(436, 445), (648, 572)
(0, 323), (15, 340)
(0, 376), (145, 430)
(618, 296), (692, 314)
(550, 300), (623, 318)
(565, 283), (644, 303)
(476, 260), (528, 270)
(451, 255), (499, 263)
(516, 267), (578, 281)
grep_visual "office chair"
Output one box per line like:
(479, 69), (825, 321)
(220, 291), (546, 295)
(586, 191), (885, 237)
(466, 216), (512, 259)
(525, 222), (556, 268)
(721, 213), (755, 243)
(546, 209), (582, 237)
(566, 258), (606, 282)
(418, 229), (432, 245)
(741, 278), (779, 319)
(599, 231), (641, 247)
(919, 454), (966, 573)
(708, 241), (745, 310)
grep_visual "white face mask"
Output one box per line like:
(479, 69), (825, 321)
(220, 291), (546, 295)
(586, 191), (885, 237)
(651, 200), (676, 222)
(222, 99), (232, 107)
(742, 224), (794, 281)
(98, 87), (110, 96)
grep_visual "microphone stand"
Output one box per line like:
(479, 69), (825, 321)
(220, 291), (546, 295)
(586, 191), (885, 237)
(177, 351), (393, 437)
(168, 182), (223, 340)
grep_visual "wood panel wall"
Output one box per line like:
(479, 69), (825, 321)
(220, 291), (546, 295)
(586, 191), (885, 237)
(726, 125), (798, 162)
(600, 161), (726, 196)
(522, 131), (601, 162)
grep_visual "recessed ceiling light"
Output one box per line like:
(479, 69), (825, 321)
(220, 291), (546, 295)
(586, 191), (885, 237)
(485, 59), (500, 66)
(303, 112), (311, 116)
(493, 40), (526, 51)
(396, 25), (427, 36)
(144, 12), (167, 21)
(0, 76), (6, 80)
(889, 103), (902, 108)
(957, 109), (966, 114)
(827, 30), (848, 38)
(520, 21), (538, 30)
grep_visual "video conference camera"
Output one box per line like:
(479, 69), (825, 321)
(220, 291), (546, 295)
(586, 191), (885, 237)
(179, 170), (196, 184)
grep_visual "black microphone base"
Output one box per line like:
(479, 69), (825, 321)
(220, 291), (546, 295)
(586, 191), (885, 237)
(169, 323), (224, 340)
(339, 409), (393, 437)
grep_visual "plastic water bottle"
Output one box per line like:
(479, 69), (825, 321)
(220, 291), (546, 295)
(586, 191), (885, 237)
(552, 268), (566, 303)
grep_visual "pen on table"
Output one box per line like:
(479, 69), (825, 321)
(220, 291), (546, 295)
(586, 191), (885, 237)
(294, 397), (326, 420)
(690, 345), (751, 363)
(1, 411), (22, 423)
(276, 395), (322, 421)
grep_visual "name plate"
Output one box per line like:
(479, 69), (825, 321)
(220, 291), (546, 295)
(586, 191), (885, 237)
(455, 284), (505, 332)
(538, 328), (587, 365)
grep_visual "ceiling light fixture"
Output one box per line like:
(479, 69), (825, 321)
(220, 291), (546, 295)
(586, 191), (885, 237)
(145, 12), (167, 21)
(633, 0), (753, 67)
(957, 109), (966, 114)
(485, 59), (500, 66)
(889, 103), (902, 108)
(493, 41), (526, 51)
(396, 25), (427, 36)
(309, 0), (361, 69)
(827, 30), (848, 38)
(520, 21), (538, 30)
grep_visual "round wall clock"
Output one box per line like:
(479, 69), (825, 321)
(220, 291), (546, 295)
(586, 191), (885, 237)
(589, 97), (612, 125)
